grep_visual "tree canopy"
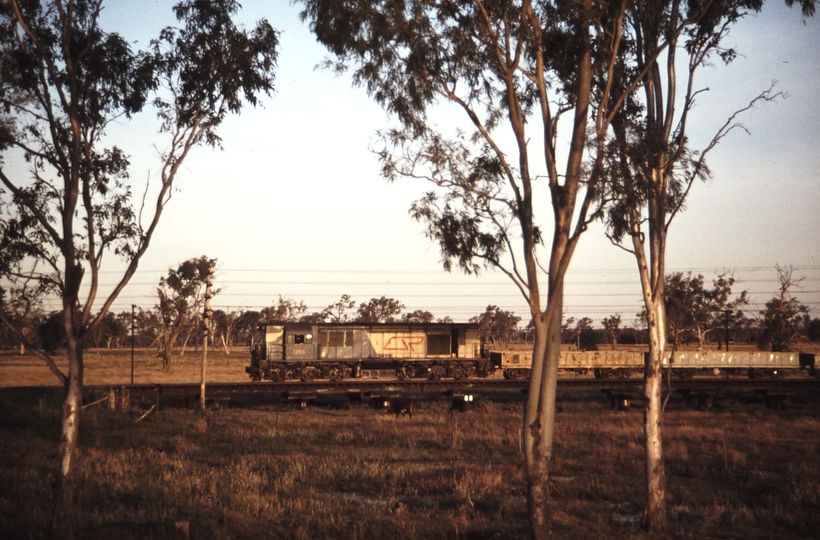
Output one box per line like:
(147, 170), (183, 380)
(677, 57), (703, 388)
(470, 305), (521, 347)
(661, 272), (748, 348)
(355, 296), (405, 323)
(156, 255), (218, 368)
(760, 265), (810, 351)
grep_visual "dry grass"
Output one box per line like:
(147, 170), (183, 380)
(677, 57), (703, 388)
(1, 388), (819, 539)
(0, 349), (251, 387)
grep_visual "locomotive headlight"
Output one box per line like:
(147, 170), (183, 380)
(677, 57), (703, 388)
(306, 333), (313, 340)
(463, 394), (474, 402)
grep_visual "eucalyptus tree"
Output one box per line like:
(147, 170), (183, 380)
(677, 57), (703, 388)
(602, 0), (815, 530)
(156, 256), (218, 369)
(401, 309), (436, 323)
(0, 1), (278, 536)
(355, 296), (405, 323)
(760, 265), (810, 351)
(260, 295), (310, 323)
(322, 293), (356, 322)
(470, 305), (522, 348)
(0, 282), (45, 353)
(602, 313), (621, 350)
(212, 308), (241, 354)
(298, 1), (717, 535)
(663, 272), (748, 348)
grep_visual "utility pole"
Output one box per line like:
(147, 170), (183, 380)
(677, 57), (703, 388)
(131, 304), (136, 384)
(200, 269), (214, 413)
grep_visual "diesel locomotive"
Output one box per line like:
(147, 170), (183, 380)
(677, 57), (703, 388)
(246, 321), (492, 381)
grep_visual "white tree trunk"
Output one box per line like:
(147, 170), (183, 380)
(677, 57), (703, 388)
(52, 332), (83, 539)
(642, 298), (667, 532)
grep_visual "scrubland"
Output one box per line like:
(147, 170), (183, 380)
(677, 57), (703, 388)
(1, 384), (819, 539)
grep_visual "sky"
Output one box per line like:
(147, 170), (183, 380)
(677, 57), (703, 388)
(11, 1), (820, 325)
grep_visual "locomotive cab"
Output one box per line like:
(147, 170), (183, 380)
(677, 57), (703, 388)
(282, 323), (317, 361)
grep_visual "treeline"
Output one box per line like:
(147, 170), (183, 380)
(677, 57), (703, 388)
(558, 270), (819, 352)
(2, 266), (817, 356)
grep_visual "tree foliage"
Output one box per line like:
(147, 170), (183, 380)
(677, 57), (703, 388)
(0, 283), (45, 352)
(260, 296), (309, 323)
(355, 296), (405, 323)
(602, 313), (621, 350)
(662, 272), (748, 348)
(156, 255), (218, 369)
(401, 309), (436, 323)
(470, 305), (521, 347)
(322, 294), (356, 323)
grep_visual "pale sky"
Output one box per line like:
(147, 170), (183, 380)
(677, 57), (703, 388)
(19, 1), (820, 324)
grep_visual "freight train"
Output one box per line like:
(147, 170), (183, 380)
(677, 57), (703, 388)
(246, 322), (816, 381)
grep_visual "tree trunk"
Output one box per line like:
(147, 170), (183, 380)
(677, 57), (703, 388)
(642, 298), (667, 532)
(524, 316), (549, 538)
(52, 333), (83, 540)
(161, 341), (171, 371)
(523, 301), (562, 539)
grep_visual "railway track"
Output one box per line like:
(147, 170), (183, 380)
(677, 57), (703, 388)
(4, 376), (819, 406)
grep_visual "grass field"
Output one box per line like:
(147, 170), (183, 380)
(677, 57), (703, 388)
(1, 386), (819, 539)
(2, 348), (819, 539)
(0, 348), (252, 387)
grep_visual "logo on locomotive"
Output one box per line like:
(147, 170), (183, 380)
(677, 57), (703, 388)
(383, 336), (426, 352)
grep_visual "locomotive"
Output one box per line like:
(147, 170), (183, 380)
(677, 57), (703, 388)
(245, 321), (817, 381)
(246, 321), (492, 381)
(491, 348), (817, 379)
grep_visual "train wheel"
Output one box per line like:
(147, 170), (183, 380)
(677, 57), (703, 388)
(398, 364), (416, 380)
(453, 366), (467, 380)
(301, 366), (320, 381)
(429, 365), (446, 380)
(269, 370), (280, 382)
(328, 366), (344, 381)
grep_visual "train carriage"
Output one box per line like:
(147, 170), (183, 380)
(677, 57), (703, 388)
(490, 348), (815, 379)
(490, 349), (646, 379)
(663, 350), (813, 378)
